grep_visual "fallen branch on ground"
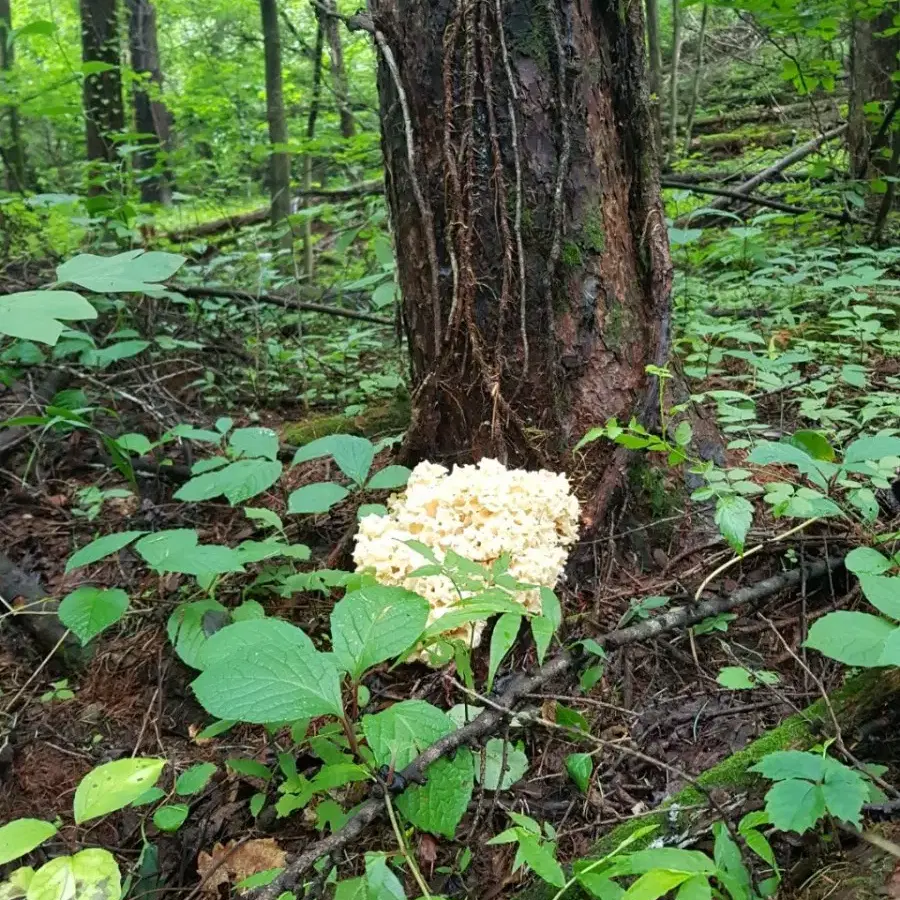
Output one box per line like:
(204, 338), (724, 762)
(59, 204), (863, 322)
(254, 556), (841, 900)
(662, 178), (859, 224)
(166, 283), (393, 326)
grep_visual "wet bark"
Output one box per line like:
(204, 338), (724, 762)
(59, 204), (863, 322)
(79, 0), (125, 167)
(126, 0), (172, 204)
(848, 5), (899, 181)
(370, 0), (672, 472)
(259, 0), (292, 243)
(0, 0), (26, 191)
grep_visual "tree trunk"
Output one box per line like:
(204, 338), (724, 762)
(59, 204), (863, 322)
(369, 0), (672, 472)
(126, 0), (172, 204)
(321, 0), (355, 138)
(79, 0), (125, 167)
(302, 19), (325, 276)
(666, 0), (682, 159)
(681, 3), (707, 156)
(0, 0), (26, 191)
(848, 6), (899, 181)
(259, 0), (292, 245)
(645, 0), (663, 155)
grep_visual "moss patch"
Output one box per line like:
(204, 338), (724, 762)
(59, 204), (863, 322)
(562, 242), (583, 268)
(281, 398), (410, 446)
(582, 211), (605, 255)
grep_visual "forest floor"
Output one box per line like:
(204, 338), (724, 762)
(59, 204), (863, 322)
(2, 116), (900, 899)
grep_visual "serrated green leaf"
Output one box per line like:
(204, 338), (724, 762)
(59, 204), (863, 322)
(192, 619), (344, 723)
(0, 820), (57, 866)
(751, 750), (825, 782)
(58, 586), (128, 645)
(805, 611), (896, 666)
(175, 459), (282, 505)
(229, 427), (280, 462)
(66, 531), (145, 572)
(331, 584), (429, 680)
(714, 494), (753, 553)
(395, 749), (474, 838)
(763, 778), (826, 833)
(821, 757), (868, 827)
(291, 435), (375, 486)
(844, 435), (900, 464)
(74, 758), (165, 823)
(747, 441), (834, 489)
(362, 700), (454, 769)
(167, 599), (229, 669)
(287, 482), (350, 514)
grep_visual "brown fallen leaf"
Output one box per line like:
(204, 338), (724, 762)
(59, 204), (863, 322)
(418, 833), (438, 877)
(885, 860), (900, 898)
(196, 838), (286, 896)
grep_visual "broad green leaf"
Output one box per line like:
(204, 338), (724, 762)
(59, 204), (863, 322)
(334, 878), (367, 900)
(364, 855), (405, 900)
(131, 786), (165, 807)
(226, 758), (272, 781)
(487, 613), (521, 691)
(805, 611), (896, 666)
(362, 700), (455, 769)
(763, 778), (826, 833)
(0, 865), (36, 900)
(167, 599), (229, 669)
(716, 666), (779, 690)
(58, 587), (128, 645)
(578, 873), (626, 899)
(152, 804), (189, 832)
(65, 531), (145, 572)
(291, 435), (375, 486)
(845, 547), (893, 576)
(747, 441), (834, 489)
(751, 750), (824, 782)
(786, 430), (835, 461)
(395, 749), (474, 838)
(675, 877), (712, 900)
(74, 758), (165, 823)
(566, 752), (593, 793)
(57, 250), (186, 293)
(175, 459), (282, 505)
(516, 835), (566, 888)
(0, 291), (96, 345)
(366, 465), (411, 490)
(331, 584), (429, 679)
(821, 757), (869, 827)
(844, 435), (900, 464)
(859, 575), (900, 620)
(625, 849), (716, 875)
(244, 507), (284, 532)
(622, 870), (689, 899)
(86, 340), (151, 367)
(234, 869), (283, 891)
(0, 820), (57, 866)
(136, 530), (244, 577)
(192, 619), (344, 723)
(287, 482), (350, 514)
(476, 739), (529, 790)
(116, 433), (153, 456)
(175, 763), (217, 796)
(26, 850), (120, 900)
(714, 494), (753, 553)
(531, 615), (554, 665)
(229, 427), (279, 462)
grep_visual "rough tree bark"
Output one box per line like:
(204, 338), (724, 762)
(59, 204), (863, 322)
(126, 0), (172, 204)
(0, 0), (26, 191)
(79, 0), (125, 167)
(259, 0), (292, 245)
(848, 3), (899, 181)
(369, 0), (672, 477)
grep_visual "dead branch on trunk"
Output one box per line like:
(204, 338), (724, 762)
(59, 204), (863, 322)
(166, 283), (392, 326)
(253, 556), (841, 900)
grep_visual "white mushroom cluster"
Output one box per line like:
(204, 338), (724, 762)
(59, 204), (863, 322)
(353, 458), (580, 655)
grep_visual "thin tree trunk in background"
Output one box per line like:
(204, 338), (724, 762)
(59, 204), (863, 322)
(370, 0), (672, 476)
(682, 2), (708, 156)
(0, 0), (26, 191)
(321, 0), (354, 138)
(848, 6), (899, 181)
(667, 0), (683, 160)
(79, 0), (125, 171)
(302, 19), (324, 277)
(645, 0), (663, 155)
(126, 0), (171, 204)
(259, 0), (292, 247)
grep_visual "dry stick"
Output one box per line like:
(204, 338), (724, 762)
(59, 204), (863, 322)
(673, 123), (848, 225)
(253, 557), (840, 900)
(165, 283), (392, 326)
(662, 179), (859, 224)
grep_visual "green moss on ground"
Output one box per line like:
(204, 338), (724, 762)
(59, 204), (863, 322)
(282, 397), (410, 446)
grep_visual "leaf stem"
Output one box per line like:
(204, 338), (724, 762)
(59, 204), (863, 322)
(384, 791), (433, 898)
